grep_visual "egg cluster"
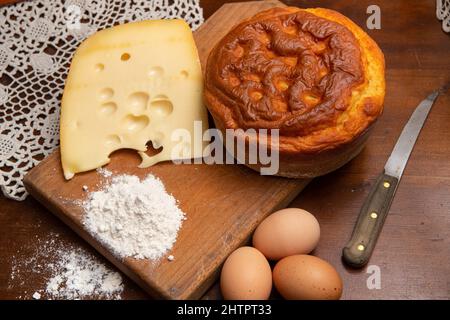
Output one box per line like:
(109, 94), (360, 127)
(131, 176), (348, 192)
(220, 208), (343, 300)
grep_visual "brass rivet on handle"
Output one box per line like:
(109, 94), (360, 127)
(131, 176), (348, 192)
(370, 212), (378, 219)
(383, 181), (391, 188)
(357, 244), (365, 251)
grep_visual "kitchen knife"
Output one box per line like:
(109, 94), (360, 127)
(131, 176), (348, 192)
(342, 87), (445, 268)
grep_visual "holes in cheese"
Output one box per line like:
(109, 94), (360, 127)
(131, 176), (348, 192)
(180, 70), (189, 78)
(94, 63), (104, 72)
(150, 95), (173, 116)
(60, 20), (209, 180)
(99, 102), (118, 116)
(105, 134), (122, 146)
(127, 92), (149, 113)
(121, 114), (150, 132)
(121, 53), (131, 61)
(99, 88), (114, 101)
(148, 66), (164, 78)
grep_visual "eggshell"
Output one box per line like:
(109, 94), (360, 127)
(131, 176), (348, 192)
(252, 208), (320, 260)
(273, 254), (343, 300)
(220, 246), (272, 300)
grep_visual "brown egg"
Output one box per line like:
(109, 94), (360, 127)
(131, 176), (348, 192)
(273, 255), (343, 300)
(220, 246), (272, 300)
(253, 208), (320, 260)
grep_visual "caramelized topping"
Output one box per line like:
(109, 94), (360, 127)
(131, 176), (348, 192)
(206, 8), (364, 137)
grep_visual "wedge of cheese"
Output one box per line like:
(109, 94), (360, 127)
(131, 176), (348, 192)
(60, 20), (208, 179)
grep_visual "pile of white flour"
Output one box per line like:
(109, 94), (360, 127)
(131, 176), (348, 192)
(82, 174), (185, 260)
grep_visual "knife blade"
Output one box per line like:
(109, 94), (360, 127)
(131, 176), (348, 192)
(342, 88), (443, 268)
(384, 91), (440, 179)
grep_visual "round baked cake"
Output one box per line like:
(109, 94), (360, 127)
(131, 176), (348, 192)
(204, 7), (385, 177)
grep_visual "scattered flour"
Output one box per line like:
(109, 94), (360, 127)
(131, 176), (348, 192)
(83, 174), (184, 260)
(96, 167), (113, 178)
(44, 249), (123, 299)
(9, 233), (123, 300)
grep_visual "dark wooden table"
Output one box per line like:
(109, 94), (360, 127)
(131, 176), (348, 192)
(1, 0), (449, 300)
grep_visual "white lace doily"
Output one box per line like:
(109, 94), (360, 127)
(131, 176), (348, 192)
(437, 0), (450, 32)
(0, 0), (204, 200)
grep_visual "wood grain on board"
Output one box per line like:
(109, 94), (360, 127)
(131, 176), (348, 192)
(22, 0), (309, 299)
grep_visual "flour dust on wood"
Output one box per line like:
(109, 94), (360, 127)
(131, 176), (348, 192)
(9, 233), (124, 300)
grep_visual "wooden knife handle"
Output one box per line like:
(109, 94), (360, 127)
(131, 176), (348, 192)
(343, 172), (399, 268)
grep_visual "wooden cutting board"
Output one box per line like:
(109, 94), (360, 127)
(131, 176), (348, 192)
(24, 0), (308, 300)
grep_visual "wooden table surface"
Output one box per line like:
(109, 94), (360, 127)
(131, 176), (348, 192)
(1, 0), (449, 300)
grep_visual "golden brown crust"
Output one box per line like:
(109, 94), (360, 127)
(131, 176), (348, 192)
(204, 7), (385, 156)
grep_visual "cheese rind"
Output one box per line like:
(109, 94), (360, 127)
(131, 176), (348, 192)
(60, 20), (208, 179)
